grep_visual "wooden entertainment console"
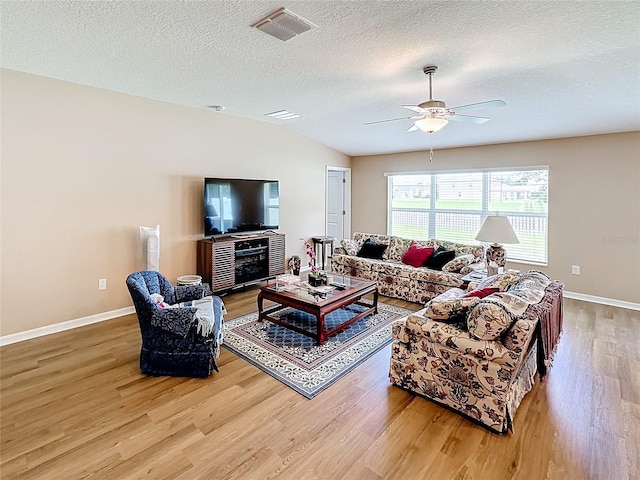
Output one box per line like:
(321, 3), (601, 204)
(197, 233), (286, 293)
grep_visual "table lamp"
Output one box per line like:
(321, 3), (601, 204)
(475, 215), (519, 275)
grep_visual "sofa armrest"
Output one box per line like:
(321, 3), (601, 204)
(503, 317), (537, 351)
(391, 319), (411, 343)
(398, 310), (531, 367)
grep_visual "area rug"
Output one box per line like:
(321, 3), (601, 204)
(223, 303), (412, 398)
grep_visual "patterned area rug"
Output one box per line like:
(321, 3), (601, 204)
(223, 303), (412, 398)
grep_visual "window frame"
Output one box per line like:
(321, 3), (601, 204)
(385, 167), (549, 265)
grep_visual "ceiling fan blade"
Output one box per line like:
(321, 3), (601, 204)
(364, 115), (420, 126)
(401, 105), (426, 114)
(449, 114), (490, 124)
(451, 99), (506, 114)
(407, 124), (419, 132)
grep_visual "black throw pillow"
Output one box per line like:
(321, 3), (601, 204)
(424, 246), (455, 270)
(357, 239), (388, 260)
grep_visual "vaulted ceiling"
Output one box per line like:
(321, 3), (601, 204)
(2, 1), (639, 156)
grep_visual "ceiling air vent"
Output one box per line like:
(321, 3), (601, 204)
(265, 110), (301, 120)
(252, 8), (316, 42)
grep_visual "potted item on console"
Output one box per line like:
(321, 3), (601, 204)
(308, 270), (328, 287)
(302, 237), (328, 286)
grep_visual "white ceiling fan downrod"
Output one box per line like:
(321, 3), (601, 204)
(428, 135), (434, 163)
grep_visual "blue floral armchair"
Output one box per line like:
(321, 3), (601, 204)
(126, 271), (224, 378)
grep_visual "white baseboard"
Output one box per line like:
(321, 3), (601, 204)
(0, 306), (135, 347)
(564, 291), (640, 311)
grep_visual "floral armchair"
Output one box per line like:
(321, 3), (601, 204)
(126, 271), (225, 378)
(389, 272), (564, 433)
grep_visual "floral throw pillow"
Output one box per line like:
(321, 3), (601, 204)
(425, 296), (481, 323)
(423, 288), (479, 323)
(467, 300), (514, 340)
(340, 238), (359, 256)
(386, 237), (412, 262)
(442, 254), (474, 273)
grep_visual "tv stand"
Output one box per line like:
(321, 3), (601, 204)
(197, 233), (285, 293)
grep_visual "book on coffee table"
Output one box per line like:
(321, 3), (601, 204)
(301, 282), (335, 294)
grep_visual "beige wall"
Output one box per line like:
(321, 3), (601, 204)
(0, 70), (350, 336)
(351, 133), (640, 304)
(2, 70), (637, 338)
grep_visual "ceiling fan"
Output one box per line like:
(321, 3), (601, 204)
(365, 65), (506, 133)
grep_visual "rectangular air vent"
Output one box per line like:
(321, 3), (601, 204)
(252, 8), (316, 42)
(265, 110), (301, 120)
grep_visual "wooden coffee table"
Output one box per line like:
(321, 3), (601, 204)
(257, 274), (378, 345)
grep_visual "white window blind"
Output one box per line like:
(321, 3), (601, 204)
(387, 168), (548, 264)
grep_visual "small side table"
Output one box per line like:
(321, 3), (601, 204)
(312, 236), (335, 271)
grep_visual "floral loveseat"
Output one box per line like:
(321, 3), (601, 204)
(389, 271), (564, 433)
(331, 232), (485, 303)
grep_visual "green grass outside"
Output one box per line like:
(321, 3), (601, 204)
(392, 198), (545, 213)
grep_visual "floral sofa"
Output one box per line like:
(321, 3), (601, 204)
(331, 232), (485, 303)
(388, 271), (564, 433)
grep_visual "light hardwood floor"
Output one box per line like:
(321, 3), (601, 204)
(1, 288), (638, 480)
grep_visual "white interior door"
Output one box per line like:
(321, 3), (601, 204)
(326, 167), (351, 242)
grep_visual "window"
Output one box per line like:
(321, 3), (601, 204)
(387, 168), (548, 264)
(263, 181), (280, 227)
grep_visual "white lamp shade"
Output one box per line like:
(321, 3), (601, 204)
(415, 116), (448, 133)
(475, 215), (520, 244)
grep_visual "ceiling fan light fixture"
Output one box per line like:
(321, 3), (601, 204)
(415, 116), (448, 133)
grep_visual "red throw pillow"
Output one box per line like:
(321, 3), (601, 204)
(462, 287), (500, 298)
(401, 241), (435, 268)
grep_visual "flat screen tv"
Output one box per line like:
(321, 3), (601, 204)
(204, 178), (280, 237)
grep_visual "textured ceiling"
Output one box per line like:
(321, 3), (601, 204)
(2, 1), (639, 156)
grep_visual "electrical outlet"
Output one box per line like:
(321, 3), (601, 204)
(571, 265), (580, 275)
(99, 278), (107, 290)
